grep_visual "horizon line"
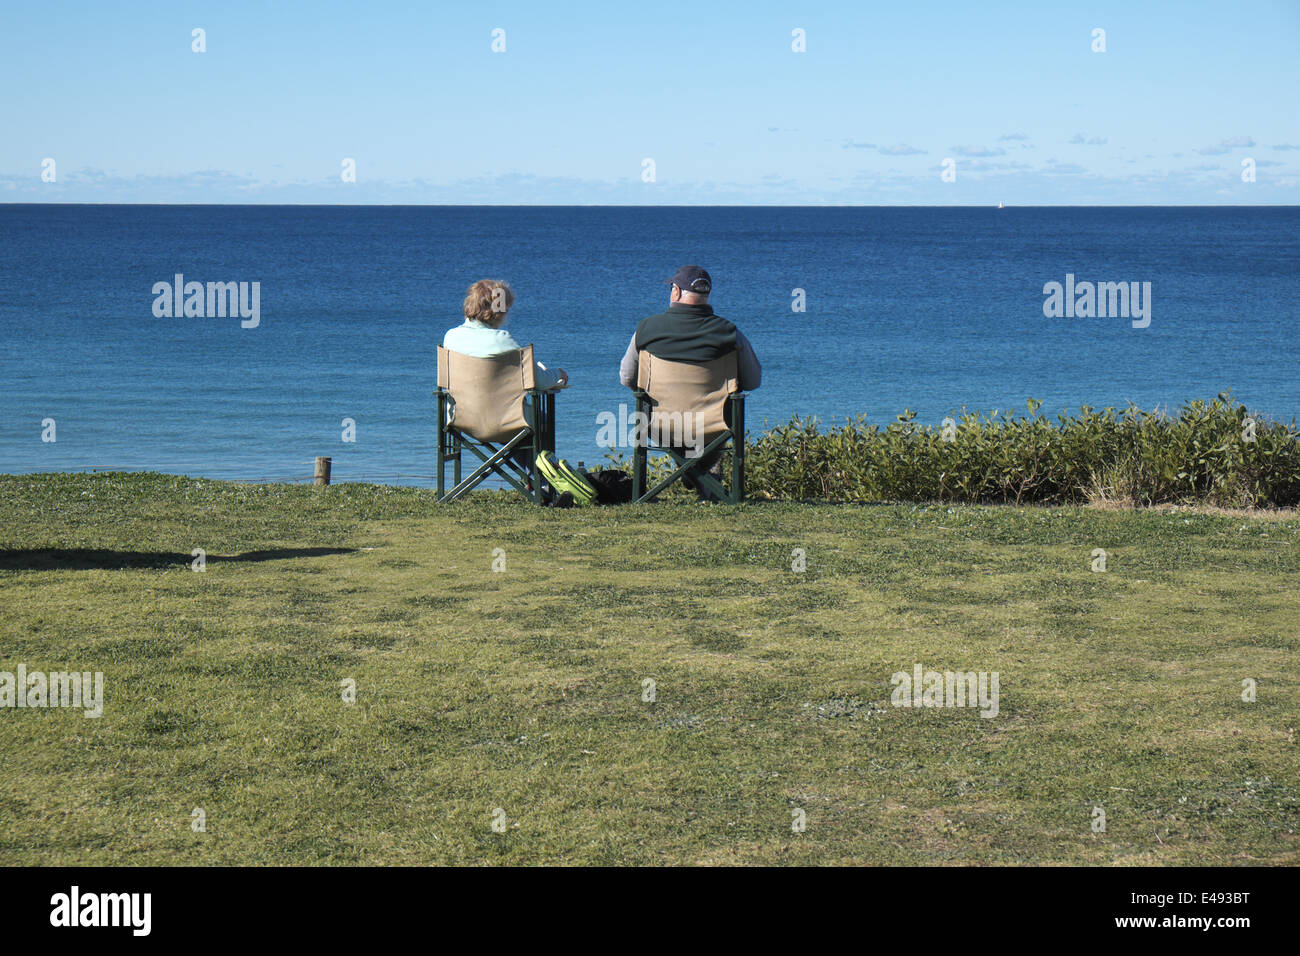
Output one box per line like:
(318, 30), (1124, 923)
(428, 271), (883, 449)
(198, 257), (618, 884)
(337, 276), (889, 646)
(2, 202), (1297, 209)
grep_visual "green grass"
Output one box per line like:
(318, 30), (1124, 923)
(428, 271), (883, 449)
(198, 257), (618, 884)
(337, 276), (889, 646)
(1, 472), (1297, 865)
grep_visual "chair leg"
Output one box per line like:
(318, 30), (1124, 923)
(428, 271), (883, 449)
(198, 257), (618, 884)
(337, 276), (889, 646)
(526, 390), (550, 506)
(731, 438), (744, 504)
(730, 395), (745, 504)
(633, 443), (646, 502)
(544, 392), (557, 453)
(436, 392), (447, 498)
(532, 419), (543, 505)
(632, 392), (648, 501)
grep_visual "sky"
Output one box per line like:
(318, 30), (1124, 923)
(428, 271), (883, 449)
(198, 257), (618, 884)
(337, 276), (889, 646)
(2, 0), (1298, 204)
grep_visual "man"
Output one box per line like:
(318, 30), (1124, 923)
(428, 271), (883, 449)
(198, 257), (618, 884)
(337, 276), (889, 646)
(619, 265), (761, 499)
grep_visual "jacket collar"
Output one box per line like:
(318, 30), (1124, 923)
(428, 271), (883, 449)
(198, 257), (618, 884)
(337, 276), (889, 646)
(666, 303), (714, 317)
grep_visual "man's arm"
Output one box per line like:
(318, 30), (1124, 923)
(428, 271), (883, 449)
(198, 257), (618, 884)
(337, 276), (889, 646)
(618, 333), (639, 388)
(735, 330), (761, 390)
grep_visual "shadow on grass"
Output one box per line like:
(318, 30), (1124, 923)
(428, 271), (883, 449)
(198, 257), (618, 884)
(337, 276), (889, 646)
(0, 547), (356, 571)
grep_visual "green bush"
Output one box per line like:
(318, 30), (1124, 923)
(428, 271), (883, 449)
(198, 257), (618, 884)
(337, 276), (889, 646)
(740, 394), (1300, 507)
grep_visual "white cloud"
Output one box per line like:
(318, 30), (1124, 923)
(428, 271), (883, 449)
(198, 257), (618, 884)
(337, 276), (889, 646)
(951, 145), (1006, 157)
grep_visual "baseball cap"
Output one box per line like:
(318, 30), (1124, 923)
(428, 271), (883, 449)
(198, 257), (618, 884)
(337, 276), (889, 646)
(666, 265), (712, 295)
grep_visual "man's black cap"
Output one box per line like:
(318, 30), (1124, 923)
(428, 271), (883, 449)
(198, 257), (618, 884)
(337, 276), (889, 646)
(666, 265), (712, 295)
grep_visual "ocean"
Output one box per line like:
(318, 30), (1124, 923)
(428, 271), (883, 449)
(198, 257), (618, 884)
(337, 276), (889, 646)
(2, 204), (1297, 486)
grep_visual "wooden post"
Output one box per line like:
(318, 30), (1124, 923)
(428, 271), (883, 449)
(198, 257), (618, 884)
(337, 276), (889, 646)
(314, 457), (332, 486)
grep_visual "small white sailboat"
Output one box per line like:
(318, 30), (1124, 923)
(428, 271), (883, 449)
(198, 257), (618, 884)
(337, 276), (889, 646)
(998, 201), (1005, 209)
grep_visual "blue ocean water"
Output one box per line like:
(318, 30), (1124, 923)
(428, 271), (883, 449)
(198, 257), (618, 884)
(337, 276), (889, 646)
(1, 205), (1297, 486)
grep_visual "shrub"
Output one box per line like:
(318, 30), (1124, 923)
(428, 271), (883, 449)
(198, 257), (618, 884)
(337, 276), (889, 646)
(739, 394), (1300, 507)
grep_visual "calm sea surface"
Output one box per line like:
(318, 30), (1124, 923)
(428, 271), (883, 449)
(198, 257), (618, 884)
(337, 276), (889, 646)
(1, 205), (1297, 485)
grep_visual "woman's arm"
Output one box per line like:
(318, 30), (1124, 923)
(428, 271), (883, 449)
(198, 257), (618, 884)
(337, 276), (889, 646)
(534, 360), (566, 390)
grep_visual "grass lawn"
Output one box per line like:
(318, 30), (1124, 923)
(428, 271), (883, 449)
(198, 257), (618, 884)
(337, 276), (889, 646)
(0, 472), (1296, 865)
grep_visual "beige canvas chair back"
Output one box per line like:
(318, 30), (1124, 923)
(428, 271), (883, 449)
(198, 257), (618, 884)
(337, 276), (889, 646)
(438, 345), (536, 443)
(637, 351), (738, 443)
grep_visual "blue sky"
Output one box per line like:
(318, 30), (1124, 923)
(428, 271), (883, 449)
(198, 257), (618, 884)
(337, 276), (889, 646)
(2, 0), (1298, 204)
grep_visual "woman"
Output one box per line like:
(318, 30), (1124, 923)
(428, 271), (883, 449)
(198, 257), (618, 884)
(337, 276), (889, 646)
(442, 279), (569, 485)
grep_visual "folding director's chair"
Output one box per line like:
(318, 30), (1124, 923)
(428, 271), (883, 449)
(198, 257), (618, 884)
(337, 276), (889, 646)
(631, 350), (746, 504)
(435, 345), (556, 503)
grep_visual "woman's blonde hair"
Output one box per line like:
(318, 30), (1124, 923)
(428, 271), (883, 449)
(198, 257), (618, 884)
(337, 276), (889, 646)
(463, 279), (515, 326)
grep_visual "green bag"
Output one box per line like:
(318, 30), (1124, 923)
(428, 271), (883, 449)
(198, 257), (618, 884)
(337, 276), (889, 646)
(536, 451), (598, 506)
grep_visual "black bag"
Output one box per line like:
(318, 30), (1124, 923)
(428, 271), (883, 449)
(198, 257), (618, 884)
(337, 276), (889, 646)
(586, 468), (634, 505)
